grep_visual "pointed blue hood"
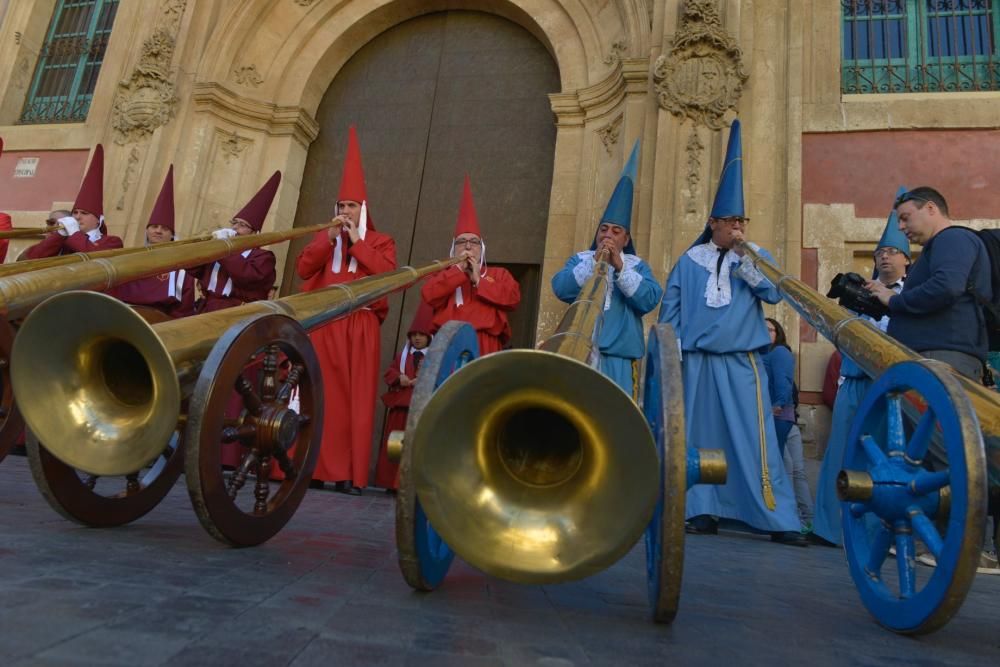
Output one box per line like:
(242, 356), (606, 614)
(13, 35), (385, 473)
(877, 186), (911, 258)
(591, 140), (640, 254)
(691, 120), (745, 248)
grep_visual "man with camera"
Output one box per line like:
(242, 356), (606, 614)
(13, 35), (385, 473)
(813, 197), (910, 547)
(865, 187), (990, 382)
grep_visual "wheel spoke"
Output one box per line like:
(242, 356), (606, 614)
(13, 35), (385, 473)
(277, 364), (304, 404)
(272, 446), (296, 479)
(861, 435), (888, 466)
(260, 344), (280, 403)
(910, 469), (950, 495)
(227, 451), (257, 500)
(221, 423), (257, 444)
(254, 456), (272, 514)
(894, 525), (917, 599)
(886, 394), (905, 453)
(905, 409), (936, 464)
(865, 522), (893, 575)
(909, 507), (944, 558)
(234, 376), (263, 415)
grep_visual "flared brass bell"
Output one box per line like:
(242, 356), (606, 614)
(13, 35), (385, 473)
(412, 349), (659, 584)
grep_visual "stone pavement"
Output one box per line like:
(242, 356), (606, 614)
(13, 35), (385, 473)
(1, 455), (998, 666)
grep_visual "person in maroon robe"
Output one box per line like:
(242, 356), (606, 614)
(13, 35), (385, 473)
(296, 126), (397, 495)
(192, 171), (280, 313)
(107, 166), (196, 319)
(24, 144), (124, 259)
(374, 301), (433, 491)
(421, 175), (520, 355)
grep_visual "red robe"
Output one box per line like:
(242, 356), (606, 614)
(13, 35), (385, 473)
(24, 230), (124, 259)
(296, 228), (397, 486)
(0, 213), (11, 262)
(374, 345), (426, 489)
(421, 265), (521, 354)
(192, 247), (276, 313)
(108, 269), (197, 319)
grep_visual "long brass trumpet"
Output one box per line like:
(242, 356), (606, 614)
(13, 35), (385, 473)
(0, 223), (333, 320)
(403, 248), (661, 583)
(0, 232), (214, 279)
(0, 225), (64, 239)
(12, 256), (464, 476)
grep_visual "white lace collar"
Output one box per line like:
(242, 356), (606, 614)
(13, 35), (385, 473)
(687, 241), (736, 308)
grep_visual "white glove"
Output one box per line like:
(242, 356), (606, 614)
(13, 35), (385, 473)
(212, 227), (238, 240)
(58, 215), (79, 237)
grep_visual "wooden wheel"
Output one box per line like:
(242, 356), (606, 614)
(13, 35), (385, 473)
(0, 320), (25, 463)
(396, 321), (479, 591)
(25, 428), (184, 527)
(22, 305), (183, 526)
(184, 313), (322, 547)
(642, 323), (689, 623)
(841, 360), (986, 634)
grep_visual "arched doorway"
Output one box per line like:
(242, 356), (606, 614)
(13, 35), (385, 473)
(286, 10), (560, 482)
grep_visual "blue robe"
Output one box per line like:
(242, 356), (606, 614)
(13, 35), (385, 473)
(552, 251), (663, 397)
(659, 241), (800, 533)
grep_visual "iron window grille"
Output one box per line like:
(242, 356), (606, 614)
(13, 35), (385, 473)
(842, 0), (1000, 93)
(19, 0), (120, 124)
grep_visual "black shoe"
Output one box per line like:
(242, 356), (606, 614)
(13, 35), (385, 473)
(333, 481), (349, 493)
(346, 486), (363, 496)
(384, 488), (398, 496)
(685, 515), (718, 535)
(308, 480), (325, 490)
(770, 531), (809, 547)
(805, 532), (839, 548)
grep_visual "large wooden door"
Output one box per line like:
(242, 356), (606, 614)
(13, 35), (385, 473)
(286, 11), (560, 482)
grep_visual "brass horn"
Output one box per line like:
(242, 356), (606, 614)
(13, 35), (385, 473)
(0, 225), (64, 239)
(0, 232), (215, 279)
(12, 257), (463, 476)
(0, 223), (333, 320)
(407, 249), (660, 583)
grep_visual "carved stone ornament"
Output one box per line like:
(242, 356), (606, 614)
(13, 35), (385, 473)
(597, 114), (624, 155)
(233, 65), (264, 88)
(219, 130), (252, 163)
(116, 146), (141, 210)
(684, 128), (704, 213)
(161, 0), (188, 33)
(111, 28), (179, 144)
(603, 39), (628, 66)
(652, 0), (748, 130)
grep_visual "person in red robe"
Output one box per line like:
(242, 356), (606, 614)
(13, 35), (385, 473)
(296, 126), (397, 495)
(107, 166), (197, 319)
(192, 171), (280, 313)
(374, 300), (433, 491)
(421, 175), (521, 355)
(24, 144), (124, 259)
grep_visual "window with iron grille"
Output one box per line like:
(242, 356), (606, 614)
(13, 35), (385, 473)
(842, 0), (1000, 93)
(19, 0), (120, 124)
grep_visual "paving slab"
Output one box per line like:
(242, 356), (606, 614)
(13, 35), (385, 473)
(1, 455), (998, 666)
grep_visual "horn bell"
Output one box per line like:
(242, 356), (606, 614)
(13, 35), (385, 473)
(11, 291), (181, 476)
(412, 349), (658, 584)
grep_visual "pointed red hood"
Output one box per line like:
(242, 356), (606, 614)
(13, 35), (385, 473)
(146, 165), (175, 233)
(338, 126), (368, 206)
(407, 300), (435, 337)
(234, 171), (281, 232)
(73, 144), (104, 218)
(453, 175), (481, 238)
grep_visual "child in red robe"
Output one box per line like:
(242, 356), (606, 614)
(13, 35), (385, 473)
(374, 301), (433, 491)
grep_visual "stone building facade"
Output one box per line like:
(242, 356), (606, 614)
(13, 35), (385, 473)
(0, 0), (998, 456)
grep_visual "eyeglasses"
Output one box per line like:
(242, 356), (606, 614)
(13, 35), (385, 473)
(714, 217), (749, 228)
(874, 247), (902, 259)
(454, 237), (482, 247)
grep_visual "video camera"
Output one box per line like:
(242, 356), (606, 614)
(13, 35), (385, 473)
(826, 272), (889, 321)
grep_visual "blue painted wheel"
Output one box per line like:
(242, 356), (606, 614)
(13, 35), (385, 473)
(642, 324), (688, 623)
(841, 360), (986, 634)
(395, 321), (479, 591)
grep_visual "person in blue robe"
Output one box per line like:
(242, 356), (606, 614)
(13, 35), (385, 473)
(812, 187), (910, 546)
(552, 141), (662, 399)
(658, 120), (805, 545)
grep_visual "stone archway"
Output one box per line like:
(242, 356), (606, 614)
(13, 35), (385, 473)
(285, 9), (560, 481)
